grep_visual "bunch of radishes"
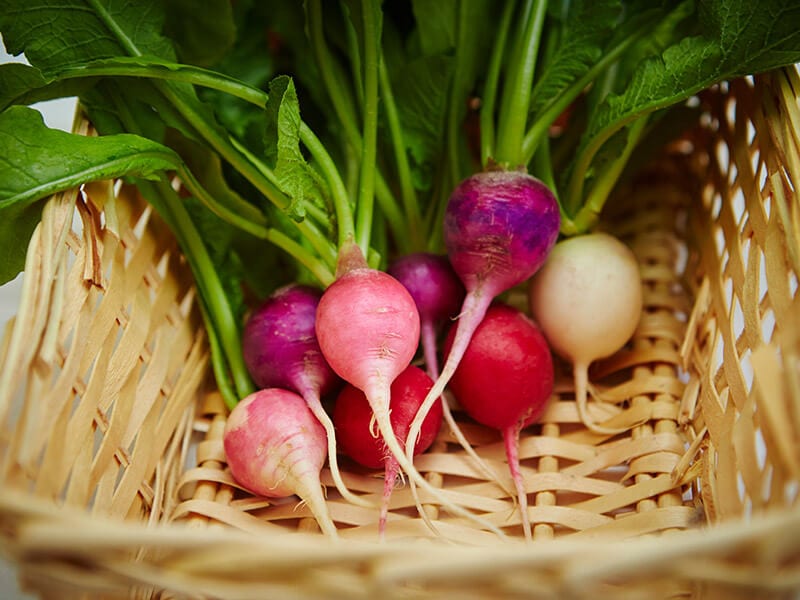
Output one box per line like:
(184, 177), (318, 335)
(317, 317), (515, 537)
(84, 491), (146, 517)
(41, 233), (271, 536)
(223, 169), (643, 541)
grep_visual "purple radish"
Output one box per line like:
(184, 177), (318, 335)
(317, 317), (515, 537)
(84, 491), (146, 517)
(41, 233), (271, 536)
(444, 303), (554, 541)
(387, 253), (465, 376)
(315, 241), (506, 537)
(241, 284), (370, 508)
(333, 365), (443, 538)
(406, 170), (559, 468)
(223, 388), (338, 538)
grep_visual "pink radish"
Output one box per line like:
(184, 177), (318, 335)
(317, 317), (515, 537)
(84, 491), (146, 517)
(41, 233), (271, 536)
(528, 232), (643, 434)
(333, 365), (443, 538)
(316, 241), (506, 537)
(406, 170), (559, 476)
(223, 388), (338, 538)
(241, 284), (370, 508)
(444, 302), (554, 540)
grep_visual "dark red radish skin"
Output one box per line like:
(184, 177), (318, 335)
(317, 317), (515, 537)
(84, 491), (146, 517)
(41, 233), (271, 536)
(317, 242), (506, 538)
(333, 365), (443, 537)
(444, 302), (554, 541)
(241, 284), (369, 508)
(406, 170), (559, 488)
(223, 388), (338, 538)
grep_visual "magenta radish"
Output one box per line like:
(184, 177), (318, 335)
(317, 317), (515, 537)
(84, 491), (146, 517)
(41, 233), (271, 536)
(241, 284), (370, 508)
(528, 232), (643, 434)
(406, 170), (559, 472)
(333, 365), (443, 537)
(387, 253), (465, 376)
(316, 242), (505, 537)
(444, 302), (554, 540)
(223, 388), (338, 538)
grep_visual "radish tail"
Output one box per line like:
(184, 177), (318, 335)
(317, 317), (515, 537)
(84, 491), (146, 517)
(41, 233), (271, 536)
(407, 290), (493, 466)
(295, 471), (339, 539)
(366, 381), (507, 540)
(420, 318), (511, 496)
(379, 457), (401, 540)
(574, 363), (626, 435)
(504, 424), (531, 541)
(306, 396), (375, 508)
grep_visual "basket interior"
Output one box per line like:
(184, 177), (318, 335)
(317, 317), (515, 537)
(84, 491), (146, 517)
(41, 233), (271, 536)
(1, 67), (799, 597)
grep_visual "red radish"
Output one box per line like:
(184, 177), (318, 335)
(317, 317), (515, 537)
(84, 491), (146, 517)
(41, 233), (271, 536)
(316, 242), (505, 537)
(241, 284), (370, 508)
(406, 170), (559, 475)
(528, 232), (643, 434)
(223, 388), (338, 538)
(333, 365), (443, 538)
(444, 302), (554, 541)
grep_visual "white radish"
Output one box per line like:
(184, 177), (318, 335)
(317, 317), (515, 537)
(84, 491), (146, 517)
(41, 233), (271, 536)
(528, 232), (643, 434)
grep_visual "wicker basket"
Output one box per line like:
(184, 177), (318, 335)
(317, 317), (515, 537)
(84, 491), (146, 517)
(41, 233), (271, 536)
(1, 66), (798, 599)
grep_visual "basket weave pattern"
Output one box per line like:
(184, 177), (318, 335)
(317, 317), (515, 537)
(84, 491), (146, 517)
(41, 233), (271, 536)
(1, 70), (798, 598)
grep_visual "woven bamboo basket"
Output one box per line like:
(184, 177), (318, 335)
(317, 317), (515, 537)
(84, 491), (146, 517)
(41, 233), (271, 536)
(1, 65), (799, 599)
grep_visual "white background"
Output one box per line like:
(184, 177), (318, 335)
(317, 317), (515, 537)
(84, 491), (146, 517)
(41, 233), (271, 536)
(0, 40), (77, 600)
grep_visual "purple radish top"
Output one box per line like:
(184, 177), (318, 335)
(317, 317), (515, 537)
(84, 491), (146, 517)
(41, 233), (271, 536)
(387, 253), (465, 325)
(242, 284), (339, 398)
(444, 170), (560, 296)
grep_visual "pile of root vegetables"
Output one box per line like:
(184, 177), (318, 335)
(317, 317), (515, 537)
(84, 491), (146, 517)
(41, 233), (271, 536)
(2, 0), (799, 542)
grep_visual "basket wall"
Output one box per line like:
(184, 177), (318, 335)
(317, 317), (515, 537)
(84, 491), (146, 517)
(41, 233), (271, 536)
(0, 69), (798, 599)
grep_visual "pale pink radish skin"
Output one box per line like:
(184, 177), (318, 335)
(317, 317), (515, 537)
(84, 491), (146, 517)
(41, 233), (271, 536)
(242, 284), (371, 509)
(316, 242), (506, 538)
(333, 365), (443, 538)
(405, 170), (559, 486)
(528, 232), (643, 434)
(444, 303), (554, 541)
(223, 388), (338, 538)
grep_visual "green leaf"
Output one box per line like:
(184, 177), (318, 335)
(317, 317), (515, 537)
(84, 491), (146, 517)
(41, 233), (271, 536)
(410, 0), (457, 56)
(0, 105), (181, 284)
(528, 0), (621, 117)
(267, 77), (330, 223)
(392, 54), (454, 191)
(567, 0), (800, 219)
(0, 0), (176, 74)
(163, 0), (236, 67)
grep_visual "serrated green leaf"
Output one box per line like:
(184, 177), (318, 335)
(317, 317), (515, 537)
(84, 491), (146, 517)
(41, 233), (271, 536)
(163, 0), (236, 67)
(529, 0), (621, 117)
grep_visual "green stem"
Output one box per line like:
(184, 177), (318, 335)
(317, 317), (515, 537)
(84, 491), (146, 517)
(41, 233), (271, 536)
(354, 0), (381, 255)
(141, 179), (254, 405)
(307, 0), (362, 151)
(378, 57), (421, 250)
(494, 0), (547, 167)
(445, 2), (467, 190)
(299, 123), (355, 247)
(568, 116), (649, 235)
(520, 33), (643, 165)
(480, 0), (516, 167)
(264, 228), (335, 286)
